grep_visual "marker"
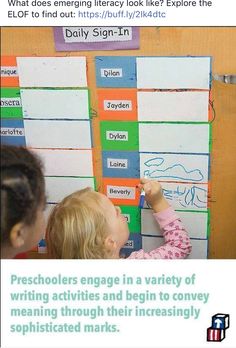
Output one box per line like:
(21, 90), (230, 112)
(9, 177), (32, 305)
(139, 175), (149, 208)
(139, 189), (145, 208)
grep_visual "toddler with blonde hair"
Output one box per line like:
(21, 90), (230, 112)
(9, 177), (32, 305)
(46, 179), (192, 259)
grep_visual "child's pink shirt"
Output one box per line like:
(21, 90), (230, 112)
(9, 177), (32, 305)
(128, 207), (192, 259)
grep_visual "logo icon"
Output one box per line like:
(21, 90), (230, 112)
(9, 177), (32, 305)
(207, 313), (230, 342)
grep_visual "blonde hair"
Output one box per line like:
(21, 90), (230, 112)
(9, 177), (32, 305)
(46, 188), (112, 259)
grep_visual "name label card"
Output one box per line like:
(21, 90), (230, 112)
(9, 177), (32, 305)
(1, 127), (24, 136)
(123, 214), (130, 223)
(98, 89), (137, 121)
(1, 57), (19, 87)
(120, 234), (142, 257)
(107, 158), (128, 169)
(107, 185), (135, 199)
(1, 67), (18, 77)
(104, 100), (132, 111)
(0, 119), (25, 146)
(1, 98), (21, 107)
(120, 205), (141, 233)
(102, 151), (139, 178)
(1, 88), (23, 118)
(106, 131), (128, 141)
(123, 240), (134, 248)
(96, 56), (136, 88)
(103, 178), (140, 206)
(101, 122), (138, 151)
(101, 69), (122, 78)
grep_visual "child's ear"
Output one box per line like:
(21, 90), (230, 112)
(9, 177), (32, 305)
(104, 235), (117, 252)
(9, 223), (26, 249)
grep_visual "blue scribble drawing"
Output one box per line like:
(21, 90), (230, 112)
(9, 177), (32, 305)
(143, 157), (204, 182)
(163, 185), (207, 209)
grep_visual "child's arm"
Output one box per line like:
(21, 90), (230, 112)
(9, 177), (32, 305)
(128, 179), (192, 259)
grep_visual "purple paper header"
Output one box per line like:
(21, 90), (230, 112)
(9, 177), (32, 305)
(53, 27), (139, 51)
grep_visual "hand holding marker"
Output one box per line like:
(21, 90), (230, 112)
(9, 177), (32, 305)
(139, 175), (149, 208)
(138, 177), (170, 213)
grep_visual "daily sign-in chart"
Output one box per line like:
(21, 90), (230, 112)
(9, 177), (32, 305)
(96, 56), (211, 258)
(1, 56), (95, 225)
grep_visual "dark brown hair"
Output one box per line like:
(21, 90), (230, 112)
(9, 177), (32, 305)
(1, 145), (45, 245)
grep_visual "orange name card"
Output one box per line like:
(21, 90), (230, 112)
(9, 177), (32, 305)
(1, 57), (19, 87)
(102, 178), (140, 206)
(97, 89), (137, 121)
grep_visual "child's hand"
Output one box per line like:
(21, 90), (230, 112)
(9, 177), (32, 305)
(138, 179), (170, 213)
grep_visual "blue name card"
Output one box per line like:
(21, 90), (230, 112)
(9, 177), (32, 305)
(102, 151), (140, 178)
(95, 56), (137, 88)
(1, 118), (25, 146)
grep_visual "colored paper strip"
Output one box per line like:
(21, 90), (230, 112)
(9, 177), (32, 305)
(120, 233), (142, 258)
(95, 56), (137, 88)
(100, 121), (139, 151)
(1, 56), (19, 87)
(1, 88), (22, 118)
(97, 89), (137, 121)
(102, 178), (140, 206)
(120, 205), (141, 233)
(0, 118), (25, 146)
(102, 151), (140, 178)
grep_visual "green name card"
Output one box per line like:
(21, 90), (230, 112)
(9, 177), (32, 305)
(1, 88), (23, 118)
(100, 121), (139, 151)
(120, 205), (141, 233)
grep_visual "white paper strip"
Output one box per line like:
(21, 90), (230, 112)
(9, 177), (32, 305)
(33, 149), (94, 177)
(45, 177), (95, 203)
(161, 182), (208, 211)
(139, 123), (210, 154)
(142, 236), (208, 259)
(21, 89), (89, 119)
(137, 57), (211, 89)
(17, 57), (87, 87)
(140, 153), (209, 183)
(141, 209), (208, 239)
(63, 27), (133, 43)
(137, 91), (209, 122)
(24, 120), (92, 149)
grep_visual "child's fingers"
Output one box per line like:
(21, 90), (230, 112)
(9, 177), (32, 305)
(140, 178), (150, 184)
(137, 182), (152, 194)
(143, 183), (152, 195)
(137, 181), (151, 192)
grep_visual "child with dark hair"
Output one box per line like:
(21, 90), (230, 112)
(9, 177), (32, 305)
(1, 144), (46, 258)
